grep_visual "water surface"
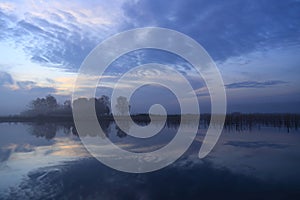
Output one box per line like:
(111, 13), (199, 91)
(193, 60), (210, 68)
(0, 122), (299, 199)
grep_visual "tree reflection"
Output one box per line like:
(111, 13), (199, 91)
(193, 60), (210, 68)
(28, 123), (58, 140)
(25, 113), (300, 141)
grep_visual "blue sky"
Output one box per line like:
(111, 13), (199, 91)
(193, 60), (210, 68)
(0, 0), (300, 114)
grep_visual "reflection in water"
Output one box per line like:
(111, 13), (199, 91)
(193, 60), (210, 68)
(24, 116), (297, 141)
(28, 123), (59, 140)
(0, 122), (300, 199)
(116, 125), (128, 138)
(2, 157), (300, 200)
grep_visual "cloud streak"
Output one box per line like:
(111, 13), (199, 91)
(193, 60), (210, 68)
(0, 1), (125, 70)
(226, 80), (287, 89)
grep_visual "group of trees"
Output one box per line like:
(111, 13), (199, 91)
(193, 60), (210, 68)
(72, 96), (111, 116)
(21, 95), (70, 116)
(22, 94), (131, 117)
(17, 95), (300, 134)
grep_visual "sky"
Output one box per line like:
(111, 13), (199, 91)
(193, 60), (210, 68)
(0, 0), (300, 115)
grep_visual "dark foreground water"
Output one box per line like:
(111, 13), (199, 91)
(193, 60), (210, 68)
(0, 122), (300, 199)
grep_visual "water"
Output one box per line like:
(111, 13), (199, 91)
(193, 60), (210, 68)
(0, 122), (300, 199)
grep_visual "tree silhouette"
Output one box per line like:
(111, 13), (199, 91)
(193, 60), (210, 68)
(95, 95), (110, 115)
(115, 96), (130, 115)
(73, 96), (110, 116)
(45, 95), (58, 110)
(23, 95), (58, 116)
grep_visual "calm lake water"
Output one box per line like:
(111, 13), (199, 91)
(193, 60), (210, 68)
(0, 122), (300, 199)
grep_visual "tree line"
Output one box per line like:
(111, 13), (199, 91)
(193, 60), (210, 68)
(15, 95), (300, 132)
(21, 94), (130, 117)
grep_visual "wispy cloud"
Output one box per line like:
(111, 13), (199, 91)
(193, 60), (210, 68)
(0, 0), (125, 70)
(122, 0), (300, 61)
(226, 80), (288, 89)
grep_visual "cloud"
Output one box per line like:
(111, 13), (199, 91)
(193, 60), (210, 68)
(0, 71), (57, 92)
(226, 80), (287, 89)
(122, 0), (300, 61)
(0, 71), (60, 114)
(16, 81), (56, 95)
(0, 71), (13, 85)
(16, 80), (36, 90)
(0, 1), (299, 114)
(12, 16), (97, 69)
(1, 0), (299, 71)
(46, 78), (55, 84)
(0, 1), (124, 70)
(0, 2), (14, 12)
